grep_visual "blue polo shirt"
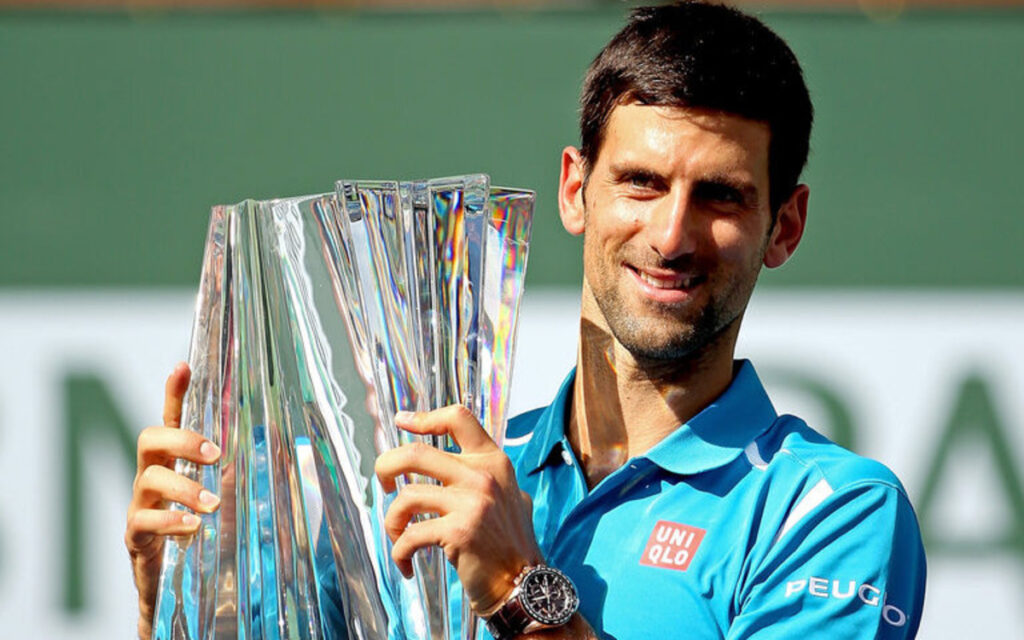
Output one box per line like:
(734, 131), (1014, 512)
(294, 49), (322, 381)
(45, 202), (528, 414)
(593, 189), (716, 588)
(499, 360), (926, 639)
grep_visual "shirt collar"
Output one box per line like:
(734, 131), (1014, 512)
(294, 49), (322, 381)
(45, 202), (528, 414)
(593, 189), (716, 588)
(523, 360), (777, 477)
(643, 360), (777, 475)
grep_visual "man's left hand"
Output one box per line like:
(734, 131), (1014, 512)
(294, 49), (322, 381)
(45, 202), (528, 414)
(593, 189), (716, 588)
(374, 405), (543, 617)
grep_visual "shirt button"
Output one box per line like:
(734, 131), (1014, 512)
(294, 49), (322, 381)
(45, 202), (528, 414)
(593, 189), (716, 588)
(561, 449), (574, 466)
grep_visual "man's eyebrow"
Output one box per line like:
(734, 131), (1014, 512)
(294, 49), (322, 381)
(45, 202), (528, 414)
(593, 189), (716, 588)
(694, 175), (760, 203)
(607, 162), (663, 178)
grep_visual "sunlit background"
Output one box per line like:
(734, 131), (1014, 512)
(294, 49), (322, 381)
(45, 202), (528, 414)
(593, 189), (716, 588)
(1, 0), (1021, 637)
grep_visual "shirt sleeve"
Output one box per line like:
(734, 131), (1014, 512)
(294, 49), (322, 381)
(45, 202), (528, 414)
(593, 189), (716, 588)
(726, 480), (927, 639)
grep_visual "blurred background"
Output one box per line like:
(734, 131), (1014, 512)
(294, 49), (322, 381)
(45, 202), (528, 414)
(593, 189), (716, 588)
(1, 0), (1021, 637)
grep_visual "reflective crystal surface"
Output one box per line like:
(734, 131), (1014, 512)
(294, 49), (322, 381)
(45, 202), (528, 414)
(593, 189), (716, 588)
(479, 187), (534, 448)
(154, 176), (534, 640)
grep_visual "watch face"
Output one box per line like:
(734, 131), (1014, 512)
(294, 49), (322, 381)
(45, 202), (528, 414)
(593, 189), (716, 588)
(520, 566), (580, 626)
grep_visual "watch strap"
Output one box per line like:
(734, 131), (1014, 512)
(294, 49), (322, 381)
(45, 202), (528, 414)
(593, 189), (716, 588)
(485, 594), (532, 640)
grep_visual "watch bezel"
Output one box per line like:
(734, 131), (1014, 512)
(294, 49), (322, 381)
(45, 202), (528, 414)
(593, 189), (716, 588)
(518, 566), (580, 626)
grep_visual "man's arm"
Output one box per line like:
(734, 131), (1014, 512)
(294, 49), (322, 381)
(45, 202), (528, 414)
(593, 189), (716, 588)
(124, 363), (222, 640)
(375, 406), (598, 638)
(727, 479), (926, 639)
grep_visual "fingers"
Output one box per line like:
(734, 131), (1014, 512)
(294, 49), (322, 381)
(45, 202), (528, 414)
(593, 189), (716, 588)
(125, 508), (202, 554)
(395, 405), (495, 454)
(163, 362), (191, 428)
(132, 464), (221, 513)
(375, 441), (471, 493)
(384, 483), (455, 542)
(390, 517), (449, 579)
(136, 425), (220, 472)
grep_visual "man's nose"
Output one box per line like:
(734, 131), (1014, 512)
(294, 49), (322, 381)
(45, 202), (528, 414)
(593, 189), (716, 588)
(646, 192), (698, 260)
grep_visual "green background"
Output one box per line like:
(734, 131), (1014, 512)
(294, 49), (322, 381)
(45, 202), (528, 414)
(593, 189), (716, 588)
(1, 8), (1022, 289)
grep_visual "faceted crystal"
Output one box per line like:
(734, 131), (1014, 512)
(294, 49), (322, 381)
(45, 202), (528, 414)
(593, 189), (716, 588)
(154, 176), (534, 640)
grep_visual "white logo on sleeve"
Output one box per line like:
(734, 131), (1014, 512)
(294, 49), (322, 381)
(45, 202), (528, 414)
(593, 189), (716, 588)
(784, 577), (908, 627)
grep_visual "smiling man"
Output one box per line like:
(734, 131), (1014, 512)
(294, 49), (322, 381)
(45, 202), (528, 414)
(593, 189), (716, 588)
(375, 3), (926, 638)
(127, 2), (926, 639)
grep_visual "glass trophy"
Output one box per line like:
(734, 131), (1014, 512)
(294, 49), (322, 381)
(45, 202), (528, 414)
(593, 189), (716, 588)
(152, 175), (534, 640)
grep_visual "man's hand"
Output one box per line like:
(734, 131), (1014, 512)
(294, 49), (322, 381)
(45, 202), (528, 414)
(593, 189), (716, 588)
(124, 363), (221, 640)
(374, 405), (543, 617)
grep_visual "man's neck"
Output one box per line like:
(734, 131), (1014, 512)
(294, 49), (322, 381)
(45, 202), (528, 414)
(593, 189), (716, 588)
(567, 318), (738, 490)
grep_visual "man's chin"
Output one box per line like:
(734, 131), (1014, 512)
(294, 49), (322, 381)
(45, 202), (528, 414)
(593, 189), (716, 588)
(609, 310), (736, 365)
(615, 329), (702, 363)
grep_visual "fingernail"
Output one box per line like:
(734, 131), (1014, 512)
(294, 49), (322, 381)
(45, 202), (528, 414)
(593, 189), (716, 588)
(199, 490), (219, 507)
(200, 441), (221, 460)
(395, 411), (415, 423)
(182, 513), (200, 527)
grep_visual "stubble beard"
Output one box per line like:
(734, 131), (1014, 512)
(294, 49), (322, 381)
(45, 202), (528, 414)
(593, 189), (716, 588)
(584, 240), (762, 370)
(590, 270), (738, 365)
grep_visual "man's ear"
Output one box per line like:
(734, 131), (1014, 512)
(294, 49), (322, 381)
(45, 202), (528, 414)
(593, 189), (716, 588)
(764, 184), (809, 269)
(559, 146), (586, 236)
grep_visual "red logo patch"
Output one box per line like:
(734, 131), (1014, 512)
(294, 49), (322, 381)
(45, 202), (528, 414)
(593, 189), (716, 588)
(639, 520), (706, 572)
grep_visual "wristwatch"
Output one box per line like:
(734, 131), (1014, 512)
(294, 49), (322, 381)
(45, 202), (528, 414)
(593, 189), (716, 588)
(484, 565), (579, 640)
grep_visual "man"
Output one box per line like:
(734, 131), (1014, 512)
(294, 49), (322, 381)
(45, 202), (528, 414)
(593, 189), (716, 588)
(126, 2), (926, 638)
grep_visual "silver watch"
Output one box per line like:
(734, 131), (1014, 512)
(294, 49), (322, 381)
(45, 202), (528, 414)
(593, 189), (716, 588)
(484, 565), (579, 640)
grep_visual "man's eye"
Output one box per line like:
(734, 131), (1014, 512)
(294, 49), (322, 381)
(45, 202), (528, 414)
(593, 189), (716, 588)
(696, 183), (743, 205)
(627, 174), (659, 190)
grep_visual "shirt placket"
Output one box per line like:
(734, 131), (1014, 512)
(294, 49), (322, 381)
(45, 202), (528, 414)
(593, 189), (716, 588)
(547, 446), (657, 565)
(532, 441), (588, 553)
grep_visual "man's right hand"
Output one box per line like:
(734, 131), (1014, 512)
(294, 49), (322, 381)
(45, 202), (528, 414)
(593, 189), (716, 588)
(124, 362), (221, 640)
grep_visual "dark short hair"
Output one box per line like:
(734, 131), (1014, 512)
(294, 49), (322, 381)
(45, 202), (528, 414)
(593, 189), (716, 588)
(580, 1), (814, 214)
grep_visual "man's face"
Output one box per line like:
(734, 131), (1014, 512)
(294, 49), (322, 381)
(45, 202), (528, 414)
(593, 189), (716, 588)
(564, 104), (781, 362)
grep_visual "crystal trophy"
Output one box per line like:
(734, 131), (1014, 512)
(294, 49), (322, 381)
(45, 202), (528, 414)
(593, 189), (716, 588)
(152, 175), (534, 640)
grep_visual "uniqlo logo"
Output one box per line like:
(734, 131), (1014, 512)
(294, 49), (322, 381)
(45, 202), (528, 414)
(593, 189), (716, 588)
(639, 520), (706, 571)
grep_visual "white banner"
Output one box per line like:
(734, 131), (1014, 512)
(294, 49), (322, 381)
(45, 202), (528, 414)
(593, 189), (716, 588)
(0, 289), (1020, 638)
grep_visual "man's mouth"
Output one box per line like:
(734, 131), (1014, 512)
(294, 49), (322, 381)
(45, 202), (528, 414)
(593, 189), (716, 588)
(625, 264), (705, 302)
(628, 264), (704, 288)
(635, 269), (700, 290)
